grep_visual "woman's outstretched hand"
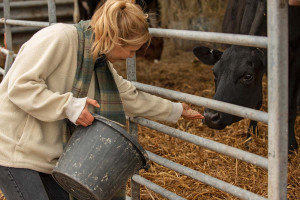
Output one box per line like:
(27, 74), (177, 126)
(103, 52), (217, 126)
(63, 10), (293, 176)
(181, 103), (204, 120)
(76, 98), (100, 127)
(289, 0), (300, 6)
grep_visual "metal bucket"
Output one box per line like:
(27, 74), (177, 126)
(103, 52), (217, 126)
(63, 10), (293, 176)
(52, 115), (149, 200)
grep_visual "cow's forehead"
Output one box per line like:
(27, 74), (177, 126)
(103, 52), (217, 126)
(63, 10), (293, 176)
(214, 46), (256, 73)
(223, 46), (252, 59)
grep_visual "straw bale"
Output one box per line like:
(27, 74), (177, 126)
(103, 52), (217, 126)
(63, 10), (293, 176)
(113, 51), (299, 200)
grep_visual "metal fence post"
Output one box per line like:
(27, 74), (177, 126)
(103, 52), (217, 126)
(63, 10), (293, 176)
(3, 0), (12, 51)
(4, 50), (14, 75)
(3, 0), (14, 76)
(126, 54), (141, 200)
(47, 0), (57, 23)
(267, 0), (289, 199)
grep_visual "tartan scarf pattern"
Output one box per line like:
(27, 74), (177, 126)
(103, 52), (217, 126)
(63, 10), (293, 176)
(73, 20), (126, 125)
(64, 20), (126, 144)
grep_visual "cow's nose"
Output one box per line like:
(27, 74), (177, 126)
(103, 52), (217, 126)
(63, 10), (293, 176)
(204, 110), (221, 123)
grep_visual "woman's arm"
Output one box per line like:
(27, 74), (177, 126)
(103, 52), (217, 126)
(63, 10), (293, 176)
(110, 65), (203, 123)
(7, 24), (76, 122)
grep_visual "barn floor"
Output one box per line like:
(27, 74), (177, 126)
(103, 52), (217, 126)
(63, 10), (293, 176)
(113, 51), (300, 200)
(0, 51), (299, 200)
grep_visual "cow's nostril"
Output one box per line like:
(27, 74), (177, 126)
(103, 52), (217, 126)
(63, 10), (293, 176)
(211, 112), (220, 122)
(204, 110), (221, 123)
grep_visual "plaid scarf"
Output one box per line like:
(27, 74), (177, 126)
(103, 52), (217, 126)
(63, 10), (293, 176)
(73, 20), (126, 125)
(73, 20), (126, 124)
(64, 20), (126, 143)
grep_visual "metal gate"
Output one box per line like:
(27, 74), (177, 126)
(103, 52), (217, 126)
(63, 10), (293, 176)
(0, 0), (289, 199)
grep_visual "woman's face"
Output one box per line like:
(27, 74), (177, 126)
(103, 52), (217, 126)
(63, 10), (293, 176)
(106, 44), (142, 63)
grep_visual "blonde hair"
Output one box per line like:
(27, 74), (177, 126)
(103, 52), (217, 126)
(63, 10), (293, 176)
(90, 0), (151, 60)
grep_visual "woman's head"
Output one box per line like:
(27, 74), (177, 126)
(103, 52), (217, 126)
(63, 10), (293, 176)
(91, 0), (150, 60)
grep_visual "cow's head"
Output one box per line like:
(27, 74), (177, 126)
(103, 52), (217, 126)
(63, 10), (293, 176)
(193, 46), (266, 130)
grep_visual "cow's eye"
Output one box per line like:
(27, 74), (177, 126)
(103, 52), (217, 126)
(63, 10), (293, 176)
(243, 74), (253, 82)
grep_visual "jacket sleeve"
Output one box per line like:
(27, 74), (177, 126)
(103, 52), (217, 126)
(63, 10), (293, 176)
(109, 65), (182, 123)
(7, 24), (75, 122)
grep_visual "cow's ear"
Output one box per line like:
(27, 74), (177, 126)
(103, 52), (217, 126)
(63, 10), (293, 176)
(251, 48), (267, 71)
(193, 46), (223, 65)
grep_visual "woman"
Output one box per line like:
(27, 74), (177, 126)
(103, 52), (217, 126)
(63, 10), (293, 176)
(0, 0), (203, 199)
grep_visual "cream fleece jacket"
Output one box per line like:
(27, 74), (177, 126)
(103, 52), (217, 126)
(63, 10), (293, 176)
(0, 23), (182, 174)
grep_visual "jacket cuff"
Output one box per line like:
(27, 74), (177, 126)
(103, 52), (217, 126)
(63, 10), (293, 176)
(66, 97), (87, 124)
(166, 103), (183, 123)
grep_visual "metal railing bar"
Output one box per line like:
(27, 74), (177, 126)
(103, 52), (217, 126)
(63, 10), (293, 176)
(147, 151), (267, 200)
(0, 47), (16, 57)
(0, 26), (41, 34)
(0, 68), (4, 75)
(132, 81), (268, 124)
(0, 19), (267, 48)
(131, 175), (186, 200)
(0, 0), (73, 8)
(149, 28), (268, 48)
(0, 23), (74, 34)
(0, 18), (52, 27)
(131, 117), (268, 169)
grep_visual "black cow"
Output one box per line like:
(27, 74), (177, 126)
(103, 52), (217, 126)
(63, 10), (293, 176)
(193, 0), (300, 152)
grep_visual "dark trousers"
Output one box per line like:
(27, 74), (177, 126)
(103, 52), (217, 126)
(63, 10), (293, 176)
(0, 165), (126, 200)
(0, 165), (69, 200)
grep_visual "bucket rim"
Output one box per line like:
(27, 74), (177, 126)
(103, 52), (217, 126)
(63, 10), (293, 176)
(92, 114), (150, 170)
